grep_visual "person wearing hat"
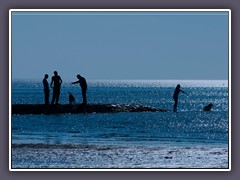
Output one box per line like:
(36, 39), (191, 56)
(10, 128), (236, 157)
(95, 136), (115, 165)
(72, 74), (88, 105)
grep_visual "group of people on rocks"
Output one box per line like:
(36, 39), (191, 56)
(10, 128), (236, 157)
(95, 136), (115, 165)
(42, 71), (213, 112)
(43, 71), (87, 105)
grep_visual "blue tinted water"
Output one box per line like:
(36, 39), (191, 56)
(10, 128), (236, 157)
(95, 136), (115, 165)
(11, 80), (229, 168)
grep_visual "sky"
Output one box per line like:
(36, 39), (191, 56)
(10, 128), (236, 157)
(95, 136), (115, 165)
(11, 11), (229, 80)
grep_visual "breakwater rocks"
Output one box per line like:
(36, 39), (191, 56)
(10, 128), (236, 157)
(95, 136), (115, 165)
(12, 104), (169, 115)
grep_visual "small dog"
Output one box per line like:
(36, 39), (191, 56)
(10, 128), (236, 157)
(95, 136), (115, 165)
(203, 103), (213, 111)
(69, 92), (75, 104)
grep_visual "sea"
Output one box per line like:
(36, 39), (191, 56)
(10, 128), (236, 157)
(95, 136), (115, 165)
(11, 80), (229, 169)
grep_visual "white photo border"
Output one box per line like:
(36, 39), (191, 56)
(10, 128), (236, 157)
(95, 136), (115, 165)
(9, 9), (231, 171)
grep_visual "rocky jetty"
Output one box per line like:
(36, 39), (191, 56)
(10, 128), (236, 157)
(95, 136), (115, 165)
(12, 104), (169, 115)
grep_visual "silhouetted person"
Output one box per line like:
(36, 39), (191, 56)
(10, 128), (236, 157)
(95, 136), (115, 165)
(43, 74), (50, 105)
(173, 84), (187, 112)
(203, 103), (213, 111)
(50, 71), (62, 105)
(69, 91), (75, 104)
(72, 74), (87, 105)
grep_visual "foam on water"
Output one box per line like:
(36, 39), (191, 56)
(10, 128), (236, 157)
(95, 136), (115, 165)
(12, 143), (228, 168)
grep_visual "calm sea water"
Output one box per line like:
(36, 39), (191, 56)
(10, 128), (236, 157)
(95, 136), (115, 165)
(11, 80), (229, 169)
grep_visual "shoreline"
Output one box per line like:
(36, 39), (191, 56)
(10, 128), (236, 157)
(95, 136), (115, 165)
(12, 142), (228, 169)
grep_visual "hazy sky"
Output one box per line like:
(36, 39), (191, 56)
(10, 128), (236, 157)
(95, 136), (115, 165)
(11, 11), (229, 80)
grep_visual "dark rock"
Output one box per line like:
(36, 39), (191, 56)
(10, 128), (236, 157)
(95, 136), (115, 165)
(12, 104), (169, 115)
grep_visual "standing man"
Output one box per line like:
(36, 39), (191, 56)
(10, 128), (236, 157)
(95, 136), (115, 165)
(72, 74), (88, 105)
(50, 71), (62, 105)
(173, 84), (187, 112)
(42, 74), (50, 105)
